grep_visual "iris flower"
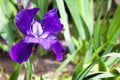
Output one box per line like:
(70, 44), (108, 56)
(10, 8), (65, 63)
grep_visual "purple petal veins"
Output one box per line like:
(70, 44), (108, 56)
(15, 8), (39, 35)
(41, 8), (63, 34)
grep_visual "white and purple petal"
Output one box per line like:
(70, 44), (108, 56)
(32, 19), (43, 37)
(15, 8), (39, 35)
(52, 41), (65, 61)
(41, 8), (63, 35)
(10, 39), (34, 63)
(38, 35), (58, 50)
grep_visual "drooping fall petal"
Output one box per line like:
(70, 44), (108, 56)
(52, 41), (65, 61)
(10, 39), (34, 63)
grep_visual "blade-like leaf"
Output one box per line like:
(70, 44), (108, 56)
(92, 73), (117, 79)
(110, 68), (120, 74)
(98, 60), (107, 71)
(72, 60), (84, 80)
(103, 27), (120, 56)
(76, 0), (94, 37)
(24, 73), (26, 80)
(75, 60), (98, 80)
(65, 0), (87, 40)
(93, 0), (104, 49)
(88, 42), (109, 62)
(10, 64), (22, 80)
(107, 5), (120, 40)
(103, 52), (120, 57)
(56, 0), (75, 53)
(33, 0), (49, 20)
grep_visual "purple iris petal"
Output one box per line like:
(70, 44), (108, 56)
(15, 8), (39, 35)
(23, 34), (57, 50)
(52, 41), (65, 61)
(41, 8), (63, 34)
(32, 20), (43, 37)
(38, 35), (58, 50)
(24, 36), (39, 43)
(10, 39), (34, 63)
(10, 8), (65, 63)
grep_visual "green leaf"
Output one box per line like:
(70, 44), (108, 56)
(99, 0), (112, 43)
(0, 7), (15, 47)
(88, 42), (109, 62)
(72, 36), (80, 48)
(110, 68), (120, 74)
(93, 0), (104, 49)
(103, 52), (120, 57)
(33, 0), (49, 20)
(75, 60), (98, 80)
(85, 43), (93, 63)
(72, 60), (84, 80)
(24, 73), (26, 80)
(76, 0), (94, 37)
(0, 0), (16, 17)
(103, 53), (120, 67)
(106, 57), (119, 68)
(40, 76), (44, 80)
(84, 71), (104, 79)
(107, 5), (120, 40)
(56, 0), (75, 53)
(25, 58), (34, 74)
(98, 60), (107, 71)
(0, 32), (4, 34)
(51, 47), (81, 80)
(92, 73), (117, 79)
(103, 27), (120, 56)
(10, 64), (22, 80)
(0, 43), (9, 52)
(65, 0), (87, 40)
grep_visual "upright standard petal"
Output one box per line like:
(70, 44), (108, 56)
(32, 19), (43, 37)
(15, 8), (39, 35)
(52, 41), (65, 61)
(41, 8), (63, 34)
(10, 39), (34, 63)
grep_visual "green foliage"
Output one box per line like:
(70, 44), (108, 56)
(72, 60), (84, 80)
(33, 0), (49, 20)
(0, 0), (120, 80)
(0, 0), (16, 48)
(56, 0), (75, 53)
(10, 64), (22, 80)
(65, 0), (88, 40)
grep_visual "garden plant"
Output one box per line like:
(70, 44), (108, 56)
(0, 0), (120, 80)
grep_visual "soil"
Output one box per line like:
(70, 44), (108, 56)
(0, 48), (75, 80)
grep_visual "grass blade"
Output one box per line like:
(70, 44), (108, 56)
(10, 64), (22, 80)
(33, 0), (49, 20)
(56, 0), (75, 53)
(107, 5), (120, 40)
(93, 0), (104, 49)
(76, 0), (94, 37)
(65, 0), (87, 40)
